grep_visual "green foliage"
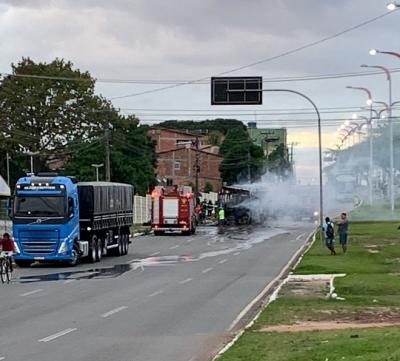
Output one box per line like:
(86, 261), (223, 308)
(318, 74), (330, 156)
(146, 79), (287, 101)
(219, 127), (265, 184)
(62, 117), (156, 195)
(156, 119), (246, 136)
(267, 143), (291, 177)
(204, 182), (213, 193)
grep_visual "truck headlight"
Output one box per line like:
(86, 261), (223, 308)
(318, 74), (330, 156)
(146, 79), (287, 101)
(58, 240), (68, 254)
(313, 211), (319, 217)
(13, 241), (21, 254)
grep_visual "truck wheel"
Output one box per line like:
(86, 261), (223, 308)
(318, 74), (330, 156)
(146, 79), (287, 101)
(96, 240), (102, 262)
(125, 234), (130, 255)
(121, 234), (126, 255)
(15, 260), (32, 268)
(89, 236), (98, 263)
(67, 247), (79, 267)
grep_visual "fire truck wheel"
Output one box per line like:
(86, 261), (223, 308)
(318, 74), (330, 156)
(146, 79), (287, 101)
(96, 240), (102, 262)
(124, 234), (130, 255)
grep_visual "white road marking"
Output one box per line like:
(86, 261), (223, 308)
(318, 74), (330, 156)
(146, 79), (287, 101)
(202, 267), (213, 274)
(186, 238), (194, 243)
(233, 252), (241, 256)
(169, 245), (179, 249)
(0, 356), (5, 360)
(296, 233), (306, 241)
(148, 290), (164, 297)
(39, 328), (77, 342)
(149, 251), (161, 256)
(63, 279), (75, 284)
(179, 278), (193, 285)
(20, 289), (43, 297)
(218, 258), (228, 264)
(101, 306), (128, 318)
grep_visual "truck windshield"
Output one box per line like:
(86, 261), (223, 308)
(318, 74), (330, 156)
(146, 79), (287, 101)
(14, 196), (65, 218)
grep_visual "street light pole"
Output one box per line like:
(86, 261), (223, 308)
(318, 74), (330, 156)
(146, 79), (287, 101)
(261, 89), (324, 253)
(91, 163), (104, 182)
(6, 152), (10, 186)
(346, 86), (374, 205)
(362, 64), (394, 212)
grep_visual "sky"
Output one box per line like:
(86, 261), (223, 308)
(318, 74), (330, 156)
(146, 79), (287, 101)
(0, 0), (399, 183)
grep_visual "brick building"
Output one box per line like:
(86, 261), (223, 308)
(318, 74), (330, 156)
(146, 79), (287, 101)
(148, 128), (223, 192)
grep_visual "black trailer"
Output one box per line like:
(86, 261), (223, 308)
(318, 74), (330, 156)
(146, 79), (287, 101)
(78, 182), (134, 260)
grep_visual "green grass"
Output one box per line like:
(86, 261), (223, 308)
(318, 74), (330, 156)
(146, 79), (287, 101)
(219, 222), (400, 361)
(350, 202), (400, 221)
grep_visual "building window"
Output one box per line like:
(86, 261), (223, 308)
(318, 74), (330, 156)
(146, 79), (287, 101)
(174, 161), (181, 170)
(167, 178), (173, 186)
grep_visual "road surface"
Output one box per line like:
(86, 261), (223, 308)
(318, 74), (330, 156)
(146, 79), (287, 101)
(0, 222), (315, 361)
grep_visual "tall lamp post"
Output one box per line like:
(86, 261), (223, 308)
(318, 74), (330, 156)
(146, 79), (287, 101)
(91, 163), (104, 182)
(362, 64), (395, 212)
(346, 86), (374, 204)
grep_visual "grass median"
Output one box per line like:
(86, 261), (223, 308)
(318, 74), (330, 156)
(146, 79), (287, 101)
(218, 222), (400, 361)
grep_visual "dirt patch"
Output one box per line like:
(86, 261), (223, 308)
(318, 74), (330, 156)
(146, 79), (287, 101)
(260, 320), (400, 333)
(279, 279), (329, 299)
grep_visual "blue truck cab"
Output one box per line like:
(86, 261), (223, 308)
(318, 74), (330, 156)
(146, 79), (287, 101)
(11, 174), (133, 267)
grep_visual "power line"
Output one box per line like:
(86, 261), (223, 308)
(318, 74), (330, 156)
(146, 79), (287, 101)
(1, 67), (399, 85)
(109, 10), (398, 100)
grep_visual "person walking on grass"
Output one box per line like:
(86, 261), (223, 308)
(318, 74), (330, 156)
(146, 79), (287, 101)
(337, 212), (349, 254)
(323, 217), (336, 255)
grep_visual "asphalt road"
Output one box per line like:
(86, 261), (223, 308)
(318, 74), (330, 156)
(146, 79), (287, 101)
(0, 222), (315, 361)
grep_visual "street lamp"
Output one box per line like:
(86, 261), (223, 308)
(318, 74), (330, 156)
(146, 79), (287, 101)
(346, 86), (374, 204)
(386, 2), (400, 11)
(363, 63), (394, 211)
(24, 151), (40, 174)
(369, 49), (400, 59)
(91, 163), (104, 182)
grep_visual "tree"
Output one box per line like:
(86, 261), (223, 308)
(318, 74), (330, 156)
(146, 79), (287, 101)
(0, 57), (104, 173)
(219, 127), (265, 184)
(62, 115), (156, 195)
(204, 182), (213, 193)
(267, 144), (291, 178)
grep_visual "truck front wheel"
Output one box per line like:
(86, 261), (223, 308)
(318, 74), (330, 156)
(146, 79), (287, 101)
(89, 235), (98, 263)
(67, 247), (79, 267)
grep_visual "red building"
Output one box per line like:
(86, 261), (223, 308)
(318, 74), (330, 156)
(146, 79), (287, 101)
(148, 128), (223, 192)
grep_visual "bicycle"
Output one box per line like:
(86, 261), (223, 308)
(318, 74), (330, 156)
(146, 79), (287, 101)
(0, 251), (13, 284)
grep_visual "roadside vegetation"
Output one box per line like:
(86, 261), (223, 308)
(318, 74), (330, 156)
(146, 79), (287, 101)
(219, 222), (400, 361)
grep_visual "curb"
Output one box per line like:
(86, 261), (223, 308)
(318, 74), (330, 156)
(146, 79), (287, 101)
(212, 228), (317, 360)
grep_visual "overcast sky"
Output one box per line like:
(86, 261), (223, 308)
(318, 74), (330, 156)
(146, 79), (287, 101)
(0, 0), (399, 183)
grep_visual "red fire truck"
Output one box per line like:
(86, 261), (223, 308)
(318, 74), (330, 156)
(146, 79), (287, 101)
(150, 186), (197, 235)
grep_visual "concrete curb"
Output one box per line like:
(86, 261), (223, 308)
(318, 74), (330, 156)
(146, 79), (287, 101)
(212, 228), (317, 360)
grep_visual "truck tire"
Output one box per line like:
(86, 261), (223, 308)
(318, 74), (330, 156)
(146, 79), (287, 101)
(96, 240), (102, 262)
(15, 260), (32, 268)
(121, 234), (127, 255)
(89, 236), (98, 263)
(67, 246), (79, 267)
(125, 234), (130, 255)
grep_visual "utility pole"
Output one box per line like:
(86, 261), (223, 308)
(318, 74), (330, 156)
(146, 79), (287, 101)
(195, 135), (200, 196)
(105, 124), (111, 182)
(6, 152), (10, 186)
(247, 150), (251, 183)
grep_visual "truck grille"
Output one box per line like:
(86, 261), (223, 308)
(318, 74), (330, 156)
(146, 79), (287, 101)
(19, 230), (60, 255)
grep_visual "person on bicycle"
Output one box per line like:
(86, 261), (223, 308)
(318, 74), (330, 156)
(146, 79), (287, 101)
(0, 233), (16, 272)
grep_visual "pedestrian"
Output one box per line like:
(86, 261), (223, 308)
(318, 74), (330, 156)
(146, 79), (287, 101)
(323, 217), (336, 255)
(218, 207), (225, 234)
(336, 212), (349, 254)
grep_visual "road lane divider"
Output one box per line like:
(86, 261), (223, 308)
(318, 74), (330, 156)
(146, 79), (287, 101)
(20, 289), (43, 297)
(169, 245), (180, 250)
(101, 306), (128, 318)
(233, 252), (241, 256)
(39, 328), (77, 342)
(202, 267), (213, 274)
(218, 259), (228, 264)
(148, 290), (164, 298)
(149, 251), (161, 256)
(179, 278), (193, 285)
(296, 233), (306, 241)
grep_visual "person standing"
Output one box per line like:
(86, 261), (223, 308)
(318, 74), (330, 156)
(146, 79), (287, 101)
(218, 207), (225, 234)
(323, 217), (336, 255)
(337, 212), (349, 254)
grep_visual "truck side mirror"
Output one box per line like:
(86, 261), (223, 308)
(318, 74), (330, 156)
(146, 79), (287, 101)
(7, 198), (14, 219)
(68, 198), (74, 218)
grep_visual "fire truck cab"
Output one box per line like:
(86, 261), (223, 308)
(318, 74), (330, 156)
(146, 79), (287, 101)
(151, 186), (196, 235)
